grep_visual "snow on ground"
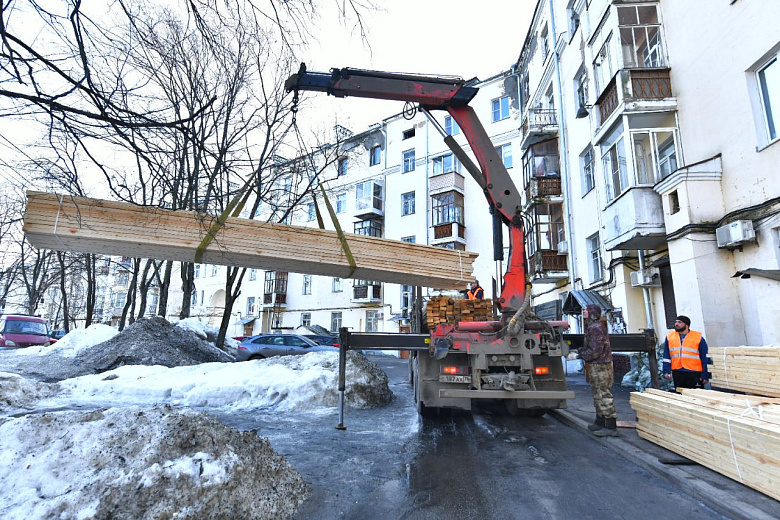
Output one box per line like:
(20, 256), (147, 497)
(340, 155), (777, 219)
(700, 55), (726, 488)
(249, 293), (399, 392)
(0, 318), (394, 519)
(13, 323), (119, 358)
(0, 406), (308, 520)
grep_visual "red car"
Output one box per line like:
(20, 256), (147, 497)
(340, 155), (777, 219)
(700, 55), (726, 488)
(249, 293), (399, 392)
(0, 314), (51, 348)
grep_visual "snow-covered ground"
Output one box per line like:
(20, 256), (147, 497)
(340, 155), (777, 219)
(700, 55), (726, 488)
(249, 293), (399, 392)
(0, 319), (393, 519)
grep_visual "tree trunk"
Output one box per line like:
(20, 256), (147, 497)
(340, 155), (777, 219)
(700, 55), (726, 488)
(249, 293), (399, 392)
(57, 252), (70, 332)
(180, 261), (194, 320)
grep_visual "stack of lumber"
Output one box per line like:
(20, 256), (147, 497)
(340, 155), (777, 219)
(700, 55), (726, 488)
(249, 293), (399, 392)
(631, 388), (780, 500)
(23, 192), (477, 290)
(426, 296), (493, 328)
(709, 346), (780, 398)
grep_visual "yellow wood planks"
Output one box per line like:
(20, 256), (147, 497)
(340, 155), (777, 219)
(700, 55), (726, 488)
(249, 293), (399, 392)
(630, 388), (780, 501)
(425, 296), (493, 328)
(709, 346), (780, 397)
(23, 191), (478, 290)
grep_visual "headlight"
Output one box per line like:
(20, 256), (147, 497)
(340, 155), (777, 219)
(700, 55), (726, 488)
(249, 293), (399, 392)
(5, 339), (16, 346)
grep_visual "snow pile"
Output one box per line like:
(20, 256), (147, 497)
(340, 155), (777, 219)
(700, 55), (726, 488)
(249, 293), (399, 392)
(0, 406), (308, 519)
(175, 317), (239, 352)
(41, 350), (392, 411)
(0, 372), (59, 412)
(14, 324), (119, 358)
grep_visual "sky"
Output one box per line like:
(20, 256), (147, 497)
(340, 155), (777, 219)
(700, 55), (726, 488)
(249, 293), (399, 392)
(297, 0), (536, 133)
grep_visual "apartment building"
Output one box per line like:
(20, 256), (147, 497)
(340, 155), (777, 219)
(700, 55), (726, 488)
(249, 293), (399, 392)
(515, 0), (779, 345)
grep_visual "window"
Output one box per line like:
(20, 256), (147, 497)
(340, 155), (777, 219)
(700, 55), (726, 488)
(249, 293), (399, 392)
(332, 277), (343, 292)
(403, 128), (415, 139)
(758, 56), (779, 142)
(302, 275), (312, 295)
(246, 296), (256, 316)
(194, 265), (201, 278)
(618, 5), (665, 68)
(432, 153), (457, 174)
(111, 291), (127, 308)
(602, 136), (629, 203)
(211, 265), (218, 276)
(116, 272), (130, 286)
(402, 192), (416, 216)
(403, 149), (415, 172)
(568, 5), (581, 36)
(575, 66), (589, 109)
(530, 203), (565, 253)
(401, 285), (413, 310)
(540, 25), (549, 59)
(669, 190), (680, 215)
(301, 313), (311, 327)
(249, 269), (257, 281)
(337, 157), (348, 176)
(147, 291), (159, 315)
(632, 130), (678, 184)
(356, 181), (384, 212)
(587, 233), (603, 282)
(200, 290), (204, 306)
(401, 236), (416, 243)
(522, 75), (530, 108)
(370, 145), (381, 166)
(190, 289), (197, 305)
(354, 219), (382, 237)
(366, 310), (378, 332)
(492, 96), (510, 122)
(431, 192), (464, 225)
(495, 143), (513, 169)
(330, 311), (342, 333)
(281, 176), (292, 194)
(444, 116), (460, 135)
(581, 147), (595, 195)
(336, 193), (346, 214)
(594, 38), (615, 93)
(307, 203), (316, 221)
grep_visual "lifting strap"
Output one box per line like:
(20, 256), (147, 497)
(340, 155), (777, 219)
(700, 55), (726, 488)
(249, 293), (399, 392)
(314, 184), (357, 278)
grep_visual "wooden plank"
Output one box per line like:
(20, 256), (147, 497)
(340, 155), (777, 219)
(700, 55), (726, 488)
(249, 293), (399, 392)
(709, 346), (780, 397)
(23, 191), (479, 290)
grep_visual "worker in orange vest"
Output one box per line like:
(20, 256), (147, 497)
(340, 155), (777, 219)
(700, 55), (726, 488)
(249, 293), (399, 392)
(662, 315), (710, 389)
(467, 280), (484, 300)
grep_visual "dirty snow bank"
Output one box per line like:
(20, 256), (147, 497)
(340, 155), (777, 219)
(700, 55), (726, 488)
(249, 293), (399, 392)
(0, 406), (308, 520)
(0, 372), (60, 411)
(35, 350), (392, 411)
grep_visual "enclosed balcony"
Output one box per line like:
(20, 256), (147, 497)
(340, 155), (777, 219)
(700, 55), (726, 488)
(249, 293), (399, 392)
(262, 271), (288, 307)
(520, 108), (558, 149)
(354, 180), (384, 219)
(352, 281), (382, 303)
(431, 192), (465, 246)
(522, 139), (562, 208)
(597, 69), (673, 125)
(526, 202), (568, 282)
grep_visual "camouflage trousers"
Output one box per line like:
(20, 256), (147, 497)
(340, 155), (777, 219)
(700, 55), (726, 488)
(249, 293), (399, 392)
(587, 361), (617, 419)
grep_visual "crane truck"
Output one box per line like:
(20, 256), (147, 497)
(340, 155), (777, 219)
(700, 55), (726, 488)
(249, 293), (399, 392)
(285, 64), (575, 418)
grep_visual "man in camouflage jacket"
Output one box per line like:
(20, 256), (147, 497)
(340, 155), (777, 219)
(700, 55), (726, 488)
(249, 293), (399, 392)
(579, 304), (618, 437)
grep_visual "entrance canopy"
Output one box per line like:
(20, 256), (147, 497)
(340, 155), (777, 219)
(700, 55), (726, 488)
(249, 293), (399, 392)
(562, 290), (612, 315)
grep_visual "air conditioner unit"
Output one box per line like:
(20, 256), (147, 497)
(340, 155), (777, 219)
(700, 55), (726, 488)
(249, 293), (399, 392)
(557, 240), (569, 255)
(630, 268), (661, 288)
(716, 220), (756, 249)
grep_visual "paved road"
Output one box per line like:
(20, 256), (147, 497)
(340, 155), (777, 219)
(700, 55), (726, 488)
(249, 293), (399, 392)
(213, 356), (728, 519)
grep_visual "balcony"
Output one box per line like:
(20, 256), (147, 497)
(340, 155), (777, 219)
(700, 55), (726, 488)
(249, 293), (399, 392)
(262, 292), (287, 307)
(597, 69), (674, 125)
(603, 187), (666, 251)
(429, 170), (465, 196)
(354, 180), (384, 219)
(530, 250), (568, 283)
(520, 108), (558, 149)
(525, 177), (562, 204)
(352, 283), (381, 303)
(431, 202), (466, 246)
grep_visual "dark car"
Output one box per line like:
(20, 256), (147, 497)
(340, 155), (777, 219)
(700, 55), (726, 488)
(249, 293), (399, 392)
(50, 329), (67, 342)
(235, 333), (338, 361)
(0, 315), (51, 348)
(303, 334), (339, 347)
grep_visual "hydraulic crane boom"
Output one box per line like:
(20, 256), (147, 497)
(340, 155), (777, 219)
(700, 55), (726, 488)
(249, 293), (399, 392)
(285, 64), (527, 311)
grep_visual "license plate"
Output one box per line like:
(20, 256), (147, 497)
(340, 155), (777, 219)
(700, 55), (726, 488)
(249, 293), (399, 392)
(439, 375), (472, 384)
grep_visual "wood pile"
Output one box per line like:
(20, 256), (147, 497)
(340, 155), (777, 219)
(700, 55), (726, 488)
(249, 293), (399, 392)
(23, 192), (477, 290)
(630, 388), (780, 501)
(709, 346), (780, 398)
(426, 296), (493, 328)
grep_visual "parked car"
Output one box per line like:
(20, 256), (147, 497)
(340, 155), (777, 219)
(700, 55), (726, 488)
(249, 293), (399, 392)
(236, 333), (338, 361)
(303, 334), (339, 347)
(49, 329), (67, 341)
(0, 315), (51, 348)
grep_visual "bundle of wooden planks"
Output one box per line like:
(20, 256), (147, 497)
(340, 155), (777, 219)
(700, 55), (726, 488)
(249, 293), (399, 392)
(709, 346), (780, 398)
(426, 296), (493, 328)
(631, 388), (780, 501)
(23, 191), (477, 290)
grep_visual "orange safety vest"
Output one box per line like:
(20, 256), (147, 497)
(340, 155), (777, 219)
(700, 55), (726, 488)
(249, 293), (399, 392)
(667, 330), (703, 372)
(467, 286), (484, 300)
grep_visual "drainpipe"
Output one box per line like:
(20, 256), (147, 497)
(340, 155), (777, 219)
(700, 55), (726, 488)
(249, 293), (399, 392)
(637, 250), (655, 330)
(548, 0), (579, 303)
